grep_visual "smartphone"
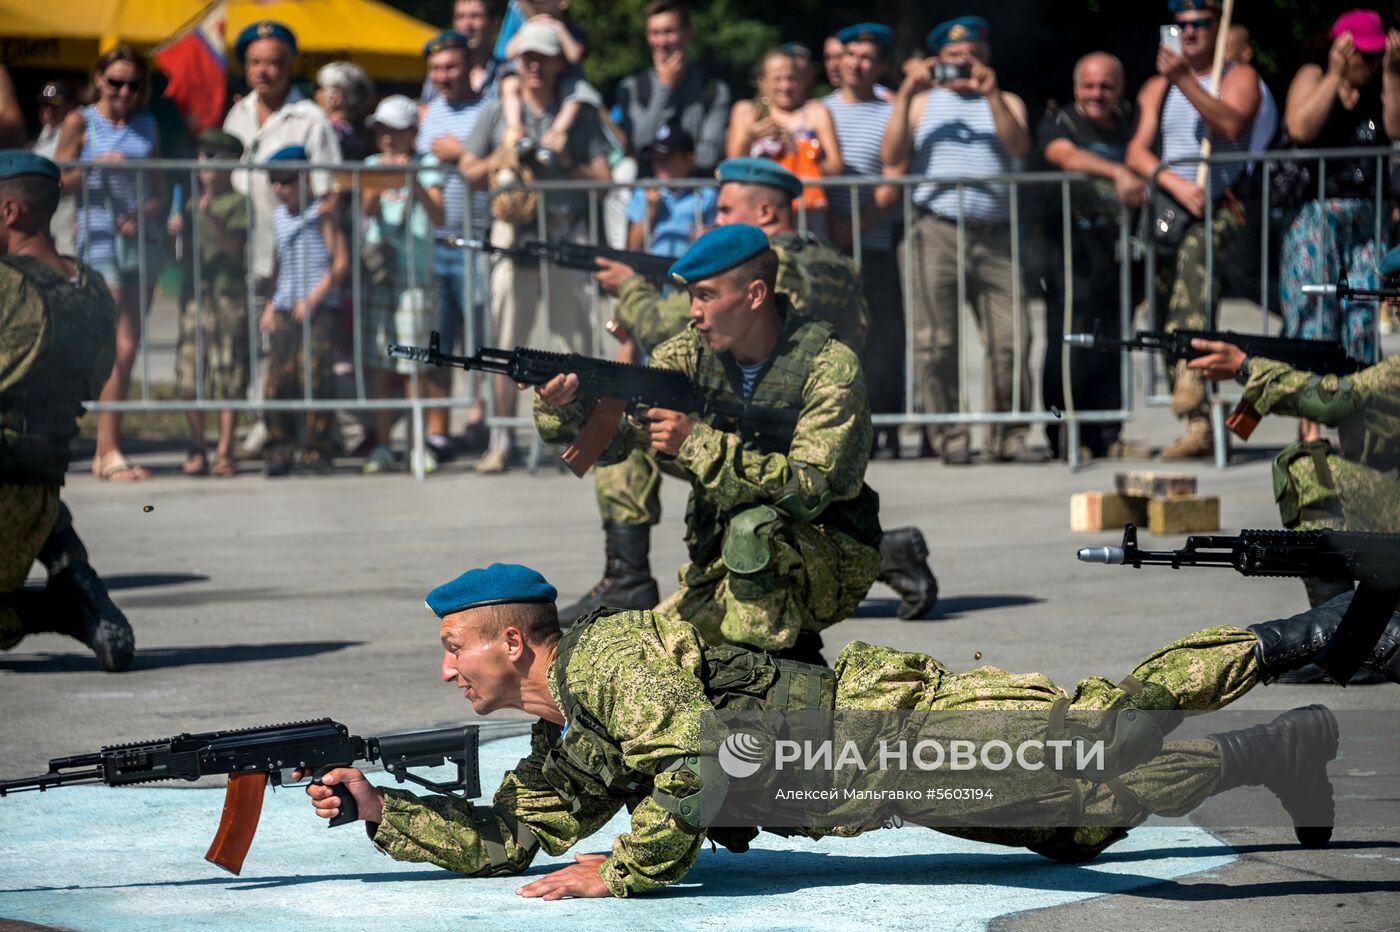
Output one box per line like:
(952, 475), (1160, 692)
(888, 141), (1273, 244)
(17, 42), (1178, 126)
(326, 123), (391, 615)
(1160, 25), (1182, 54)
(933, 62), (972, 82)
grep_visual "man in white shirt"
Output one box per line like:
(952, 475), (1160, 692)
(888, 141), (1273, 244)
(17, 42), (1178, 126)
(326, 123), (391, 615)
(223, 21), (342, 280)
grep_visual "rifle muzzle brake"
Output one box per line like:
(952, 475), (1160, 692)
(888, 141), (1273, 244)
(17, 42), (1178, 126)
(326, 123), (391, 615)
(1078, 546), (1126, 565)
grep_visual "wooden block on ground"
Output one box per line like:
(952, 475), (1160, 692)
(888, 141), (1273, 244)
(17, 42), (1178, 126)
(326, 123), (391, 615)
(1071, 492), (1150, 532)
(1148, 496), (1220, 534)
(1114, 471), (1198, 499)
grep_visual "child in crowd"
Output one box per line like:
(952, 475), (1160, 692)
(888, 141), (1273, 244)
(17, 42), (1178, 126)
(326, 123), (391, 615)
(167, 129), (251, 478)
(358, 96), (447, 475)
(259, 144), (349, 477)
(496, 0), (603, 162)
(624, 119), (714, 258)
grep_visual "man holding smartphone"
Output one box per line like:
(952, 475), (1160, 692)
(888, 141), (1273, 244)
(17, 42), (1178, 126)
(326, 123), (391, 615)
(880, 15), (1038, 466)
(1126, 0), (1261, 460)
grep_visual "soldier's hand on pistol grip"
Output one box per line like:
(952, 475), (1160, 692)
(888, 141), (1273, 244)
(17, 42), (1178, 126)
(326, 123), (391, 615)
(294, 766), (385, 824)
(646, 407), (693, 455)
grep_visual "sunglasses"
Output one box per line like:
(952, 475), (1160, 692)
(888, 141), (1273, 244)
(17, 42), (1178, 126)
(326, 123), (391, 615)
(1176, 16), (1215, 31)
(105, 76), (141, 93)
(268, 173), (298, 186)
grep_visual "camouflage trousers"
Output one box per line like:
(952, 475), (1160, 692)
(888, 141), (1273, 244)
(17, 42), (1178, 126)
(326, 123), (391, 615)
(0, 483), (60, 650)
(1153, 200), (1246, 415)
(263, 309), (337, 465)
(594, 449), (662, 525)
(175, 293), (251, 402)
(656, 519), (881, 652)
(831, 623), (1259, 859)
(1274, 439), (1400, 532)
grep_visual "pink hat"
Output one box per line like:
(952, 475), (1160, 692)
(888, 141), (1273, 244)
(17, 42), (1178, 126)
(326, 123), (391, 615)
(1331, 9), (1387, 53)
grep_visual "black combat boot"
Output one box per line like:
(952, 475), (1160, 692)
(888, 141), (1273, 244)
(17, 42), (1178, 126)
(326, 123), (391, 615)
(35, 503), (135, 672)
(878, 527), (939, 620)
(1248, 592), (1398, 686)
(1210, 705), (1339, 848)
(557, 522), (660, 626)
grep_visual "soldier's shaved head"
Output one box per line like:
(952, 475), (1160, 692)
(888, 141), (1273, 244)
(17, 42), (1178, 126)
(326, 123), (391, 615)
(0, 176), (60, 225)
(458, 601), (561, 646)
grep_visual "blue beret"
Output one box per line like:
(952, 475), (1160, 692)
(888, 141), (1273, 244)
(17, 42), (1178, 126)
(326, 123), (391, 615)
(1167, 0), (1220, 11)
(715, 157), (803, 200)
(926, 15), (990, 51)
(235, 21), (297, 63)
(669, 224), (770, 285)
(423, 30), (468, 58)
(265, 144), (309, 163)
(0, 150), (59, 182)
(837, 23), (893, 50)
(426, 563), (558, 618)
(1379, 243), (1400, 277)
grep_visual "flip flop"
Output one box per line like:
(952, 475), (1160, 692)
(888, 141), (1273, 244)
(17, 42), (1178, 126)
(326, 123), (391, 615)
(182, 449), (209, 476)
(96, 452), (152, 482)
(210, 455), (237, 478)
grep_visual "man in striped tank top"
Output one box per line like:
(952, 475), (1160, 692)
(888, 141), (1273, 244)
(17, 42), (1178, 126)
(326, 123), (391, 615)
(881, 16), (1039, 466)
(1126, 0), (1260, 459)
(825, 23), (905, 459)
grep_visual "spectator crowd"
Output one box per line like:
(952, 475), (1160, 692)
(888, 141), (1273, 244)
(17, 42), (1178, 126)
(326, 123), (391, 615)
(7, 0), (1400, 477)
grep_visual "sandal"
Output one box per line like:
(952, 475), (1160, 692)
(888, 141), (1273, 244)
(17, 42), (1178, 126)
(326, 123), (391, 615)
(95, 451), (151, 482)
(182, 449), (209, 476)
(210, 455), (237, 478)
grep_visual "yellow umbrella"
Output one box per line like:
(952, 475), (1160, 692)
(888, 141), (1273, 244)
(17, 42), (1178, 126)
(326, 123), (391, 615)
(0, 0), (436, 80)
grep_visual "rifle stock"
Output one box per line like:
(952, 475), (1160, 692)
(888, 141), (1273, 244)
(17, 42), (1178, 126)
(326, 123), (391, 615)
(205, 771), (267, 875)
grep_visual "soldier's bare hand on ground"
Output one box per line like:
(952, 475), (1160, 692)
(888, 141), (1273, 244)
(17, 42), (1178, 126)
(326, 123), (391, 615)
(517, 852), (612, 900)
(593, 257), (634, 296)
(1186, 338), (1246, 381)
(645, 407), (693, 455)
(533, 372), (580, 405)
(294, 766), (385, 824)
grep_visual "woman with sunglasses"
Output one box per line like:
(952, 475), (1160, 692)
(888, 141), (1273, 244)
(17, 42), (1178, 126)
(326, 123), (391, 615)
(1278, 11), (1400, 443)
(55, 45), (165, 482)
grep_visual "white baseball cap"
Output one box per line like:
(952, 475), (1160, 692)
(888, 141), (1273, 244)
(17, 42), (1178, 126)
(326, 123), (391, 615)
(367, 95), (418, 130)
(514, 21), (562, 57)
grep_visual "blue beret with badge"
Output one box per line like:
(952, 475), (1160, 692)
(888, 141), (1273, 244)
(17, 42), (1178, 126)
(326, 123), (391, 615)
(1378, 243), (1400, 278)
(423, 30), (468, 57)
(235, 20), (297, 63)
(265, 144), (309, 163)
(715, 156), (803, 200)
(425, 563), (558, 618)
(0, 150), (59, 181)
(837, 22), (893, 50)
(926, 15), (990, 52)
(1167, 0), (1221, 12)
(669, 224), (770, 285)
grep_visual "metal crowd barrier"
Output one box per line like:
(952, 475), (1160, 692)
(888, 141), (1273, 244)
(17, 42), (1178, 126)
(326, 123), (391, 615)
(1145, 144), (1392, 467)
(63, 157), (1142, 476)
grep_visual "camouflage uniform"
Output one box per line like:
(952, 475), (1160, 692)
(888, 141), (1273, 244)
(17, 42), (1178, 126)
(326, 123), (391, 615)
(538, 299), (881, 652)
(371, 609), (1257, 894)
(596, 232), (870, 530)
(173, 189), (251, 402)
(262, 309), (338, 468)
(1243, 355), (1400, 532)
(0, 255), (115, 647)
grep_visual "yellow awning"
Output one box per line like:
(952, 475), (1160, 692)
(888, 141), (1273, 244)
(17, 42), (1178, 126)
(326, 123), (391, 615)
(0, 0), (436, 80)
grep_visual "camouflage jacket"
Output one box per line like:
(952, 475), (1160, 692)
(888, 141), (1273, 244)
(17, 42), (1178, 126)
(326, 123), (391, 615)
(536, 299), (875, 561)
(1245, 355), (1400, 474)
(0, 256), (115, 484)
(612, 229), (868, 356)
(371, 609), (958, 895)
